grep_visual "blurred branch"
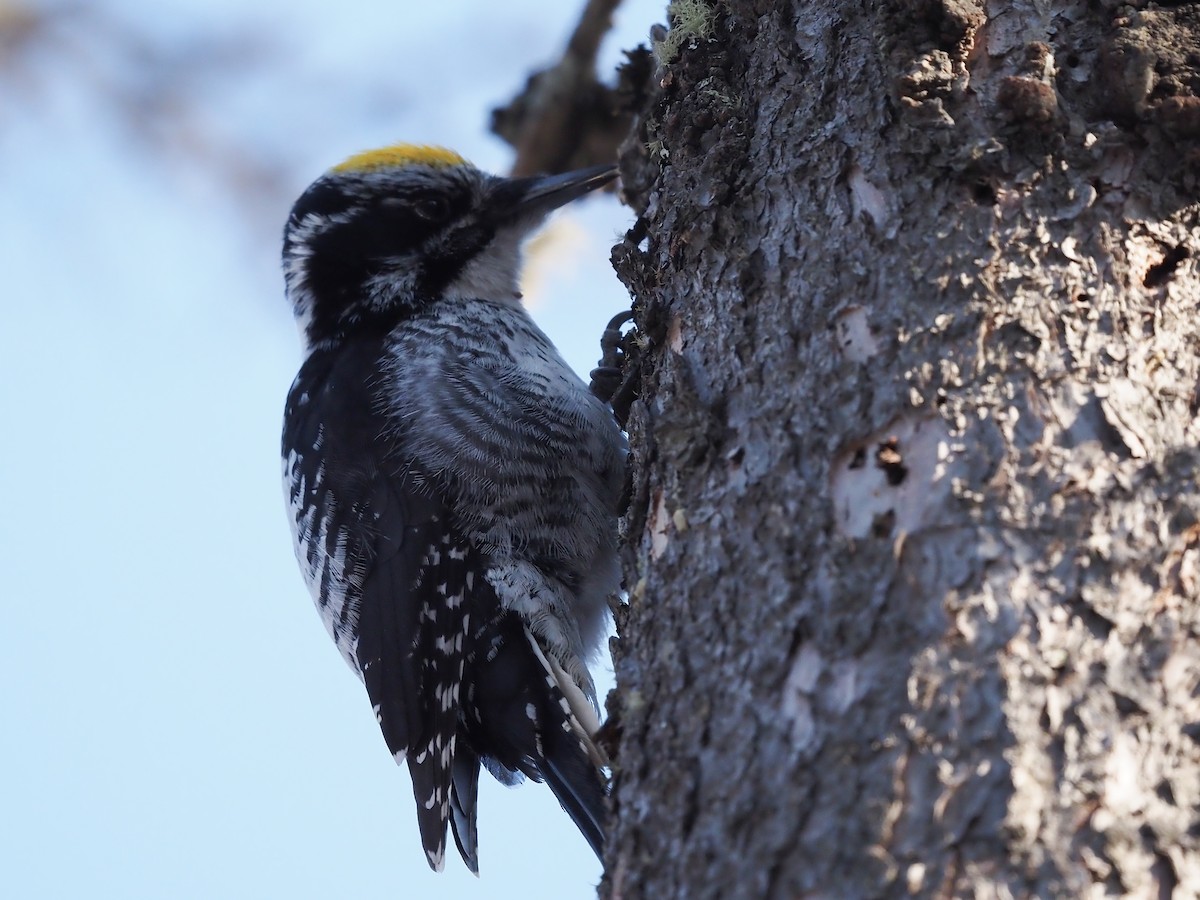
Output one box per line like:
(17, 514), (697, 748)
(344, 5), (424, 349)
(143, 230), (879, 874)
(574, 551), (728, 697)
(493, 0), (646, 177)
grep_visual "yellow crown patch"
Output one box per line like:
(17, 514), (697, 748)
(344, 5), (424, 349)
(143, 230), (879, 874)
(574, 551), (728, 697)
(331, 143), (469, 174)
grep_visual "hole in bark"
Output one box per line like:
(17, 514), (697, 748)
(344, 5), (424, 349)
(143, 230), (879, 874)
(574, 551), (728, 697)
(970, 180), (997, 205)
(875, 437), (908, 485)
(871, 509), (895, 538)
(1113, 692), (1145, 718)
(1076, 605), (1114, 640)
(1064, 52), (1080, 68)
(848, 447), (867, 469)
(1155, 780), (1176, 804)
(1143, 245), (1189, 288)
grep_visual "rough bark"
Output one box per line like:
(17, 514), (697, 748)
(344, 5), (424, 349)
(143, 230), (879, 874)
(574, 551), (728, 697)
(604, 2), (1200, 898)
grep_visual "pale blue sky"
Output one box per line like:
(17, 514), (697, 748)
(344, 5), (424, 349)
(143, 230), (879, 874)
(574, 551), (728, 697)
(2, 2), (658, 897)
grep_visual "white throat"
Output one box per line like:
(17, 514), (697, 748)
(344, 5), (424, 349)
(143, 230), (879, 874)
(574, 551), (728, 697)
(442, 225), (527, 303)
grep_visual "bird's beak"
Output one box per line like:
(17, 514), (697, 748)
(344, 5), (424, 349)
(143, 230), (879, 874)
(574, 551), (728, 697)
(498, 164), (618, 221)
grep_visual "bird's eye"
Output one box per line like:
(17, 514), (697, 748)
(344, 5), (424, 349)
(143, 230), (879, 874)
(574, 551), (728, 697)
(413, 196), (451, 222)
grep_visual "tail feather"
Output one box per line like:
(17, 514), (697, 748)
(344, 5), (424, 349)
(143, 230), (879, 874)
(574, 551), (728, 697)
(449, 744), (481, 875)
(523, 628), (608, 860)
(457, 610), (609, 866)
(542, 725), (608, 859)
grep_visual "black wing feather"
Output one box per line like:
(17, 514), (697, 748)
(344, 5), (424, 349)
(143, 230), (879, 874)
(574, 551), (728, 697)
(355, 474), (471, 872)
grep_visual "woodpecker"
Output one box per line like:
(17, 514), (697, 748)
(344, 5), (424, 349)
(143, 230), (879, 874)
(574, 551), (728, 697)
(280, 144), (623, 873)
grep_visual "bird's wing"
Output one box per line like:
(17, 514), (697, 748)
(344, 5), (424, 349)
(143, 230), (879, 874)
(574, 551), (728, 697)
(357, 470), (608, 871)
(353, 470), (473, 873)
(284, 346), (471, 873)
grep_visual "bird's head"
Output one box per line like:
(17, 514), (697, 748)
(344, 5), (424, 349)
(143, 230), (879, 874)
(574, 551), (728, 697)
(282, 143), (617, 351)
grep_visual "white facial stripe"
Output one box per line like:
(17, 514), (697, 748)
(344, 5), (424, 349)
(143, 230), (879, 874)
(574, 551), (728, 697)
(441, 224), (527, 304)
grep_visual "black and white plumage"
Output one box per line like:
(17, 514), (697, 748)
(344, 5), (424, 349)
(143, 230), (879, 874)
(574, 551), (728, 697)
(280, 144), (623, 873)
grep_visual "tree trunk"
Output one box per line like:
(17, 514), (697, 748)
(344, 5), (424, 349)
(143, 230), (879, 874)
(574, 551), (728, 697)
(604, 2), (1200, 897)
